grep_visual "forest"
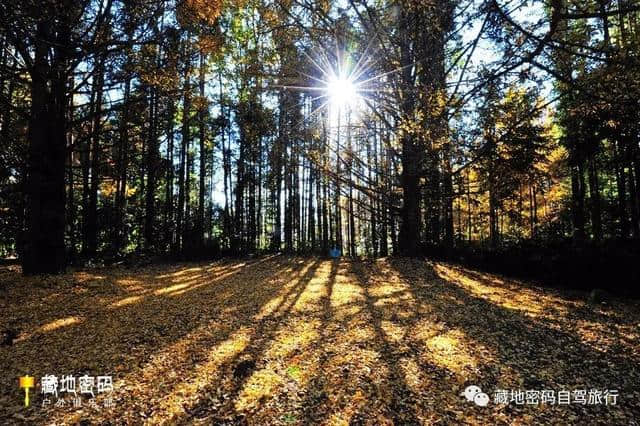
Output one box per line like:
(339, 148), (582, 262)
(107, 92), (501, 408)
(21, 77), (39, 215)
(1, 0), (640, 424)
(1, 0), (640, 287)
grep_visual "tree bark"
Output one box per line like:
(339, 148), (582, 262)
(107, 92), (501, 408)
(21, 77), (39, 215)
(23, 20), (68, 274)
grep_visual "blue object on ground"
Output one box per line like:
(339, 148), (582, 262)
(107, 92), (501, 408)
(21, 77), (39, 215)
(329, 248), (341, 258)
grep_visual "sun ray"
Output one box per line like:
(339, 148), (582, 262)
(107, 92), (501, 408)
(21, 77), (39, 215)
(270, 85), (327, 91)
(301, 48), (332, 79)
(347, 37), (380, 83)
(274, 37), (391, 129)
(296, 70), (330, 86)
(309, 100), (331, 118)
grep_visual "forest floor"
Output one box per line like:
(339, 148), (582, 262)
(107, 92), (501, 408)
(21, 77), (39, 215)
(1, 256), (639, 425)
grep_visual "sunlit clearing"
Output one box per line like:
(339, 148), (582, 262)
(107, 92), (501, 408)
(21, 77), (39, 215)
(433, 263), (572, 319)
(109, 295), (143, 308)
(154, 282), (192, 295)
(39, 316), (83, 332)
(424, 329), (478, 374)
(148, 327), (252, 423)
(235, 369), (283, 412)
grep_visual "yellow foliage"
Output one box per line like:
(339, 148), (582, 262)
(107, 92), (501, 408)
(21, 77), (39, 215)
(177, 0), (223, 27)
(99, 181), (117, 198)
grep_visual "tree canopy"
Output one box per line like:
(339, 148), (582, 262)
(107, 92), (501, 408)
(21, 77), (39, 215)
(0, 0), (638, 285)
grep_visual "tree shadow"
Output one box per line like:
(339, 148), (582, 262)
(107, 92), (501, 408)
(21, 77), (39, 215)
(175, 259), (323, 424)
(4, 256), (638, 423)
(349, 260), (424, 425)
(298, 259), (337, 423)
(381, 257), (640, 422)
(292, 259), (447, 424)
(450, 264), (640, 329)
(0, 256), (313, 422)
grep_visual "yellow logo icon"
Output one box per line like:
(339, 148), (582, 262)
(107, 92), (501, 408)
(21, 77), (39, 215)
(19, 375), (34, 407)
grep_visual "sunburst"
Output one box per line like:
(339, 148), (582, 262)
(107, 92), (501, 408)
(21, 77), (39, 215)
(273, 39), (380, 128)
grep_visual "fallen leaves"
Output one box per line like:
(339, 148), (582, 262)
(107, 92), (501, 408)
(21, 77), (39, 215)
(0, 256), (639, 424)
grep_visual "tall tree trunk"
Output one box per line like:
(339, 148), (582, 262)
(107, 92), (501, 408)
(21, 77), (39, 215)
(164, 97), (175, 250)
(571, 161), (586, 243)
(284, 139), (293, 252)
(397, 6), (421, 256)
(442, 142), (454, 249)
(587, 153), (602, 241)
(397, 135), (421, 255)
(185, 114), (194, 248)
(177, 59), (191, 252)
(114, 77), (130, 254)
(370, 124), (378, 257)
(629, 141), (640, 239)
(23, 20), (68, 274)
(614, 139), (629, 238)
(219, 71), (232, 249)
(334, 111), (343, 253)
(257, 134), (263, 249)
(308, 152), (315, 251)
(84, 56), (105, 256)
(144, 86), (159, 250)
(197, 52), (207, 247)
(321, 116), (329, 253)
(66, 75), (76, 260)
(489, 171), (499, 248)
(235, 131), (246, 252)
(347, 111), (356, 257)
(321, 119), (329, 253)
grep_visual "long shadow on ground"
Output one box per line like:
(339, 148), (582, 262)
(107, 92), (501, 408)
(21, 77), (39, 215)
(3, 257), (638, 424)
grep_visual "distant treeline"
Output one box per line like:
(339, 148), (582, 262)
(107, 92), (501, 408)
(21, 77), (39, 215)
(425, 239), (640, 297)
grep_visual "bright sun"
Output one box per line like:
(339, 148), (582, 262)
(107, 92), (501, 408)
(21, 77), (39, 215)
(327, 76), (358, 109)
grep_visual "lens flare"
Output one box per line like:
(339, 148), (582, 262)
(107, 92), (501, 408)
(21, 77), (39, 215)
(327, 76), (358, 108)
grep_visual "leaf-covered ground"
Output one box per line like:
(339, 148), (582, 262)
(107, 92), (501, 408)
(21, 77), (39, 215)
(1, 256), (639, 425)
